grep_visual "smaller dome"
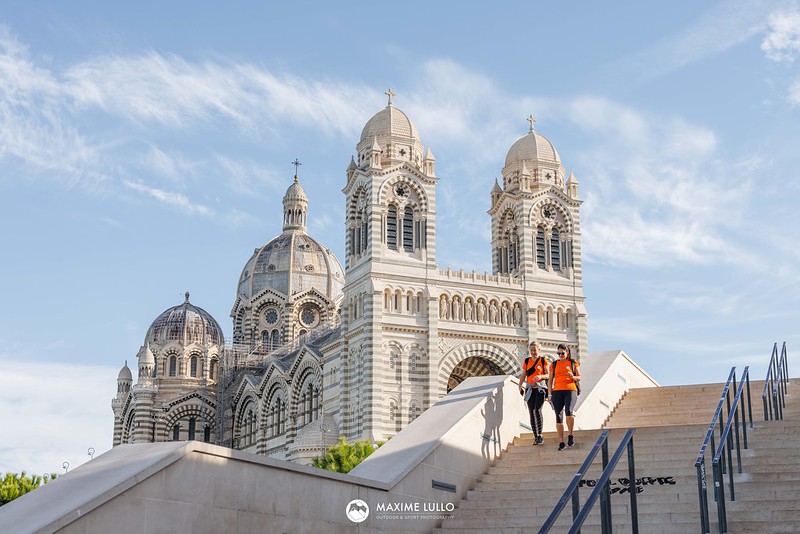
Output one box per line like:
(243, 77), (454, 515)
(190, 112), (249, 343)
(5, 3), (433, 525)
(145, 292), (224, 347)
(505, 130), (561, 168)
(118, 361), (132, 381)
(284, 178), (308, 202)
(289, 414), (340, 452)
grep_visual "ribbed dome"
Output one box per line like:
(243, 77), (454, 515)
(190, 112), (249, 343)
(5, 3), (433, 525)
(289, 414), (340, 452)
(145, 293), (224, 347)
(284, 179), (307, 202)
(238, 233), (345, 302)
(360, 105), (420, 143)
(505, 130), (561, 167)
(117, 361), (132, 381)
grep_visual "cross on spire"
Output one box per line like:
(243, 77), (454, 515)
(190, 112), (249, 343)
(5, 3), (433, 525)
(292, 158), (302, 182)
(385, 88), (395, 106)
(527, 114), (536, 133)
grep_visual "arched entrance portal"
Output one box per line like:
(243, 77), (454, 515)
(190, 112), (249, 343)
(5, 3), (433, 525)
(447, 356), (506, 393)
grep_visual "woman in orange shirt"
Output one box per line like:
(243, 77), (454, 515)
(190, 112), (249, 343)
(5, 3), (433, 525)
(518, 341), (549, 446)
(547, 344), (580, 451)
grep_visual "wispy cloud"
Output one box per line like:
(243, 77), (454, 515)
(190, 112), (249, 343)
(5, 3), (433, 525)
(609, 0), (774, 83)
(63, 52), (376, 136)
(0, 28), (107, 191)
(563, 98), (755, 268)
(214, 155), (281, 196)
(123, 180), (214, 216)
(610, 0), (773, 83)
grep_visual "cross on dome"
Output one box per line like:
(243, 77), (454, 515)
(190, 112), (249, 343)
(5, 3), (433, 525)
(385, 88), (395, 106)
(527, 114), (536, 132)
(292, 158), (302, 182)
(184, 291), (190, 303)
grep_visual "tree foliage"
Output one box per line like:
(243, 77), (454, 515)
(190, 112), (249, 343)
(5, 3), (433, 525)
(312, 437), (384, 474)
(0, 471), (58, 506)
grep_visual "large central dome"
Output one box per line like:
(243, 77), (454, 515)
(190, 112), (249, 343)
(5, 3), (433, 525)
(237, 177), (345, 303)
(237, 232), (344, 301)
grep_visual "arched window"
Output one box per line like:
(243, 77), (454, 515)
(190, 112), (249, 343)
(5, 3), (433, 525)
(262, 330), (270, 349)
(270, 329), (279, 350)
(410, 404), (421, 422)
(190, 356), (198, 377)
(403, 207), (414, 251)
(209, 360), (218, 381)
(188, 418), (196, 440)
(387, 205), (398, 250)
(172, 424), (180, 441)
(361, 212), (368, 252)
(536, 228), (546, 268)
(395, 355), (402, 383)
(204, 425), (211, 442)
(551, 229), (561, 271)
(299, 329), (307, 338)
(169, 356), (177, 377)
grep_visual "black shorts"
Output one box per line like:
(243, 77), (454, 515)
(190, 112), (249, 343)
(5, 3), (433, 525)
(551, 390), (577, 423)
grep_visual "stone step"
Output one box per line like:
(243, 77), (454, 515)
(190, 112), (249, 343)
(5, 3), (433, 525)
(452, 499), (700, 518)
(439, 509), (702, 530)
(457, 490), (695, 509)
(441, 380), (800, 534)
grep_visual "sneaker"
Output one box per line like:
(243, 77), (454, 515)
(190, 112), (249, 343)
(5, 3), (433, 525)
(558, 442), (566, 451)
(534, 435), (544, 446)
(567, 435), (575, 447)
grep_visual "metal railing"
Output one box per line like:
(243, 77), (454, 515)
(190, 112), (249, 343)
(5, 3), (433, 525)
(762, 341), (789, 421)
(694, 366), (754, 533)
(539, 429), (639, 534)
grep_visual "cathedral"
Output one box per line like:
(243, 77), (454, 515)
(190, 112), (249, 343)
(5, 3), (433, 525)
(111, 92), (588, 464)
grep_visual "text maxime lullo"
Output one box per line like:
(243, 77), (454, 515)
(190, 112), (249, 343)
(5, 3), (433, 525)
(375, 502), (455, 513)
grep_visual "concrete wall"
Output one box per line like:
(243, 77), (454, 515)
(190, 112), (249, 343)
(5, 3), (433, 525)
(575, 350), (660, 430)
(0, 356), (656, 534)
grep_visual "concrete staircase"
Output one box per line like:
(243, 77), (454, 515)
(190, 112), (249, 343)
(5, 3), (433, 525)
(435, 379), (798, 533)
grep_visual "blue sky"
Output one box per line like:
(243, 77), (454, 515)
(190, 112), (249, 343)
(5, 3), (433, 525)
(1, 0), (799, 475)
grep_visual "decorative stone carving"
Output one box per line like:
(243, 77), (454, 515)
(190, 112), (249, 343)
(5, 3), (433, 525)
(489, 302), (499, 324)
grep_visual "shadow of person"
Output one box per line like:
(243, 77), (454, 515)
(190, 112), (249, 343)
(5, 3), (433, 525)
(480, 393), (495, 461)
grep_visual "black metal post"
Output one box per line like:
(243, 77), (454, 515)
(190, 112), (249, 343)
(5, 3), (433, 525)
(697, 459), (709, 534)
(600, 439), (611, 534)
(627, 438), (639, 534)
(715, 461), (727, 534)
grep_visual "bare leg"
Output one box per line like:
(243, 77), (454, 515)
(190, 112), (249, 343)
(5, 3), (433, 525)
(566, 415), (574, 435)
(556, 422), (564, 443)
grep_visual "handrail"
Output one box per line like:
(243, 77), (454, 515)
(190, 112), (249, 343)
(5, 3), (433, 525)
(539, 429), (639, 534)
(762, 341), (789, 421)
(569, 429), (638, 534)
(711, 366), (752, 534)
(695, 367), (736, 534)
(539, 430), (609, 533)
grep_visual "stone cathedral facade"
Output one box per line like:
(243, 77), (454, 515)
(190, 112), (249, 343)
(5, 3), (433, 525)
(112, 93), (588, 464)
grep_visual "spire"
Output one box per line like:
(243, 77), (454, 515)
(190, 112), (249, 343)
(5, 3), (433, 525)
(184, 291), (190, 303)
(282, 169), (309, 233)
(491, 178), (503, 193)
(566, 169), (579, 198)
